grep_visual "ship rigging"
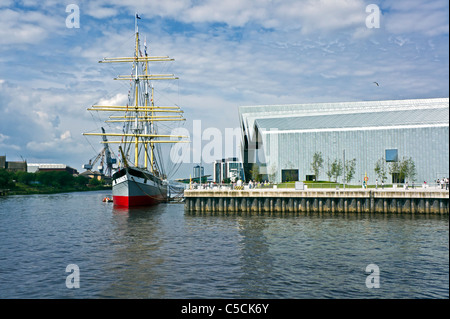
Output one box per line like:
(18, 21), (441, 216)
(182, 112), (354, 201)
(83, 14), (189, 206)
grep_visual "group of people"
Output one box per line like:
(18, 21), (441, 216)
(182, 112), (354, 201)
(247, 180), (270, 189)
(436, 177), (449, 190)
(374, 179), (385, 189)
(372, 178), (450, 190)
(190, 180), (271, 190)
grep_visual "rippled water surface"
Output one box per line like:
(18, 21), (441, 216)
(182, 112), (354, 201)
(0, 191), (448, 298)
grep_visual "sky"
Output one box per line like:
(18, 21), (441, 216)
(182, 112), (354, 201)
(0, 0), (448, 179)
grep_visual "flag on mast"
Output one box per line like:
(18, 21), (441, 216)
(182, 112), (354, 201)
(135, 13), (141, 33)
(144, 36), (147, 56)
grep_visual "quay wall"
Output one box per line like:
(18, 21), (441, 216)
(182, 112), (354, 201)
(184, 189), (449, 214)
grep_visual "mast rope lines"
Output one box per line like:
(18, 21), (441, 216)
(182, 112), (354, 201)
(83, 26), (189, 172)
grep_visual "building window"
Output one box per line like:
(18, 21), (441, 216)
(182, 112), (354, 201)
(282, 169), (299, 182)
(385, 149), (398, 162)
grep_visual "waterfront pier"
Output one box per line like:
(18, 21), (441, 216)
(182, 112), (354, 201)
(184, 188), (449, 214)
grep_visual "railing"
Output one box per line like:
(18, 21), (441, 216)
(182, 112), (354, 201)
(187, 182), (274, 190)
(186, 181), (449, 191)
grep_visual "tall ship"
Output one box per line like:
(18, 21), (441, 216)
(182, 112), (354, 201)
(84, 15), (188, 207)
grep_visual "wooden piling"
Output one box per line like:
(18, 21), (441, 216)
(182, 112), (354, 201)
(184, 189), (449, 214)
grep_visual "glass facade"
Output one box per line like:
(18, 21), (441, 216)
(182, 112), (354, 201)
(239, 98), (449, 184)
(385, 149), (398, 162)
(193, 165), (204, 179)
(213, 158), (245, 183)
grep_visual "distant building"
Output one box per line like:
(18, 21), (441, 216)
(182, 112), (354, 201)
(79, 170), (103, 181)
(26, 164), (40, 173)
(0, 156), (27, 172)
(27, 163), (79, 175)
(193, 165), (204, 179)
(239, 97), (449, 184)
(213, 157), (245, 183)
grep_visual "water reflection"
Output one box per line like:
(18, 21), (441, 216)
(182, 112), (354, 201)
(2, 190), (445, 298)
(235, 217), (274, 297)
(184, 210), (448, 298)
(100, 206), (166, 298)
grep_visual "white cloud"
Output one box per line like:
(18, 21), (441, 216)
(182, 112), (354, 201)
(98, 93), (128, 106)
(0, 9), (47, 44)
(91, 0), (368, 33)
(85, 3), (118, 19)
(60, 130), (71, 140)
(0, 133), (9, 143)
(182, 0), (270, 27)
(274, 0), (366, 33)
(383, 0), (449, 36)
(0, 0), (448, 175)
(0, 7), (62, 45)
(0, 133), (20, 151)
(0, 0), (14, 8)
(385, 10), (449, 36)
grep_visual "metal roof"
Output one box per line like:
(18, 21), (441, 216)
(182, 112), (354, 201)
(27, 164), (67, 169)
(239, 98), (449, 137)
(255, 107), (449, 132)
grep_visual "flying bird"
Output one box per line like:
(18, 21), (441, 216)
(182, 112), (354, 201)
(373, 81), (379, 86)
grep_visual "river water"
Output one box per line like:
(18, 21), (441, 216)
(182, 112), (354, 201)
(0, 190), (448, 299)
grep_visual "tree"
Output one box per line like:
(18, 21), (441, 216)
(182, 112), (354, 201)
(14, 171), (36, 185)
(326, 158), (333, 181)
(388, 161), (400, 183)
(268, 163), (278, 183)
(74, 175), (88, 188)
(249, 163), (261, 182)
(374, 157), (387, 182)
(331, 159), (343, 183)
(36, 171), (75, 188)
(310, 152), (324, 181)
(88, 177), (102, 186)
(389, 157), (416, 183)
(344, 158), (356, 183)
(406, 157), (417, 182)
(0, 169), (14, 188)
(399, 157), (416, 182)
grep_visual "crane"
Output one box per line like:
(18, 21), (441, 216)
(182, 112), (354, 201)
(83, 127), (116, 177)
(83, 149), (104, 171)
(101, 127), (116, 177)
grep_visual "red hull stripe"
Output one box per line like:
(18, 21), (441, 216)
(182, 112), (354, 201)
(113, 195), (165, 207)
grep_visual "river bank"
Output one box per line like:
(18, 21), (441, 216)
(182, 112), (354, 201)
(0, 169), (111, 196)
(1, 184), (111, 196)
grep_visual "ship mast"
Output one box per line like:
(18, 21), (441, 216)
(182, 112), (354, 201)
(134, 14), (140, 167)
(84, 14), (188, 173)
